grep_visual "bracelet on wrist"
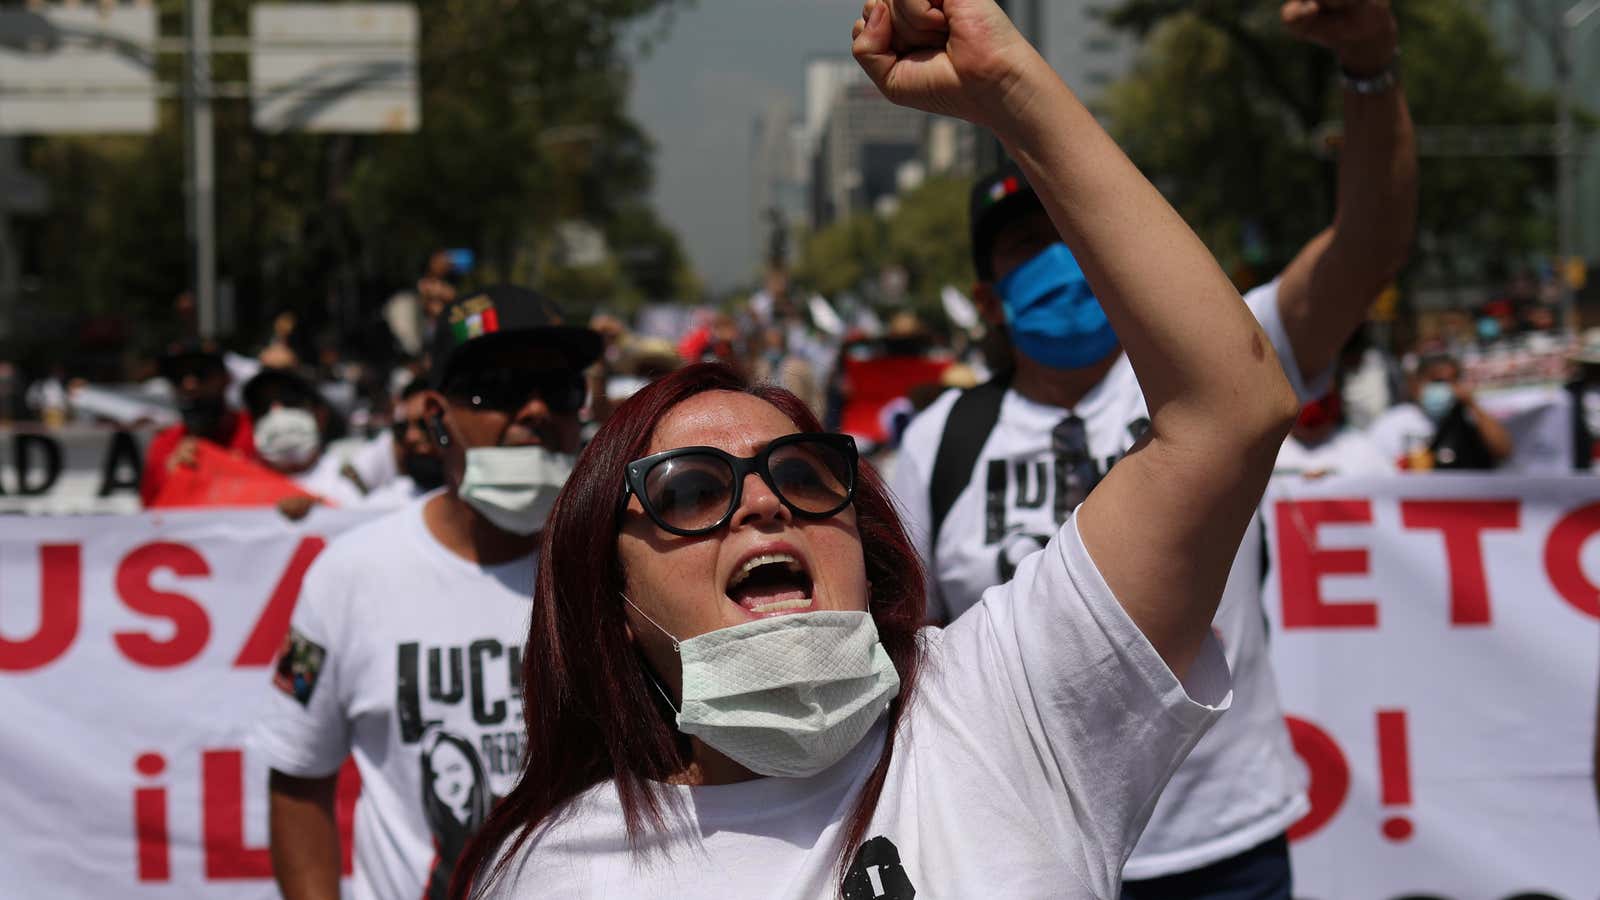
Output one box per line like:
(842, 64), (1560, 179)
(1339, 52), (1400, 96)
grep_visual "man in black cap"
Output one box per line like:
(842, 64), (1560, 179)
(256, 285), (600, 900)
(141, 341), (257, 507)
(890, 3), (1416, 896)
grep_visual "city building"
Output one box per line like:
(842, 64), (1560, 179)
(1041, 0), (1137, 108)
(810, 80), (928, 227)
(750, 98), (809, 268)
(1481, 0), (1600, 264)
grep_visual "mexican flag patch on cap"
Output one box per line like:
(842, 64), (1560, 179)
(449, 294), (501, 342)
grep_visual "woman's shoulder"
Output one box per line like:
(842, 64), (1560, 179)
(475, 784), (624, 896)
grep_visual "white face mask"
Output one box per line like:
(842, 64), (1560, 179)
(459, 445), (574, 536)
(625, 597), (901, 779)
(253, 407), (321, 469)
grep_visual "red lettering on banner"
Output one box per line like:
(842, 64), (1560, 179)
(134, 753), (170, 882)
(113, 543), (212, 668)
(337, 756), (361, 876)
(1543, 502), (1600, 620)
(1276, 500), (1378, 629)
(1376, 709), (1415, 841)
(0, 544), (81, 671)
(234, 536), (326, 667)
(201, 749), (272, 879)
(1285, 715), (1350, 841)
(1399, 500), (1520, 625)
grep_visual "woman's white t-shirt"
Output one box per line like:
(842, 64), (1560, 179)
(483, 515), (1231, 899)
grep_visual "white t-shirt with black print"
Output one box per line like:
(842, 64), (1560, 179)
(253, 494), (535, 900)
(889, 281), (1322, 878)
(482, 514), (1232, 899)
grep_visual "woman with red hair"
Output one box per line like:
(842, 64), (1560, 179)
(451, 1), (1299, 897)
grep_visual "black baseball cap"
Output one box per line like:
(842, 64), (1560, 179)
(428, 284), (603, 389)
(969, 164), (1047, 282)
(158, 339), (227, 383)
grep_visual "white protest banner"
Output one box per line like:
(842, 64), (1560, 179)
(5, 478), (1600, 897)
(0, 426), (148, 515)
(1263, 475), (1600, 899)
(0, 508), (378, 896)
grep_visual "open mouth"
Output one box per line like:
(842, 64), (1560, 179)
(726, 552), (815, 616)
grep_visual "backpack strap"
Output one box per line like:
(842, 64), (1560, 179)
(1568, 380), (1592, 471)
(929, 375), (1011, 545)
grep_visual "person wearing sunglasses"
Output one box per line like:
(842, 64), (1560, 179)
(380, 378), (452, 503)
(256, 284), (601, 900)
(447, 3), (1299, 897)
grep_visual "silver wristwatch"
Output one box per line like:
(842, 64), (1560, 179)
(1339, 54), (1401, 95)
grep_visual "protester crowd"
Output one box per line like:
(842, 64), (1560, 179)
(10, 235), (1594, 522)
(2, 0), (1594, 898)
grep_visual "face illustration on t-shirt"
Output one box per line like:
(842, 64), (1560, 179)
(396, 638), (525, 773)
(399, 640), (525, 900)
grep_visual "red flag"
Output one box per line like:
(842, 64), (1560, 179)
(149, 441), (317, 509)
(839, 354), (951, 445)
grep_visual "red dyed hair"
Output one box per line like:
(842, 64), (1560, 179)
(450, 363), (926, 898)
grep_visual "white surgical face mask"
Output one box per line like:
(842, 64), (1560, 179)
(624, 596), (901, 779)
(459, 445), (573, 536)
(253, 407), (321, 469)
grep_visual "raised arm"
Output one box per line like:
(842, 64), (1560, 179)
(1275, 0), (1418, 378)
(855, 0), (1298, 675)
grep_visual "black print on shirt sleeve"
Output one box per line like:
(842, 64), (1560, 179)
(843, 836), (916, 900)
(271, 628), (327, 707)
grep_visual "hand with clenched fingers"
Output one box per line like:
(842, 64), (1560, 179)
(1281, 0), (1398, 74)
(851, 0), (1039, 130)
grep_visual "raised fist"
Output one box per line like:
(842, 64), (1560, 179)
(851, 0), (1038, 128)
(1281, 0), (1398, 73)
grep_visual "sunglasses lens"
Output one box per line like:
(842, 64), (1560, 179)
(451, 371), (586, 414)
(533, 375), (586, 414)
(769, 439), (852, 515)
(644, 454), (736, 532)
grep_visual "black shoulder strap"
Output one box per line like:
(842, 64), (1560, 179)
(1568, 380), (1593, 471)
(929, 375), (1011, 544)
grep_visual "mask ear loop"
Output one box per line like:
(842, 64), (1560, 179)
(621, 592), (682, 714)
(621, 592), (680, 653)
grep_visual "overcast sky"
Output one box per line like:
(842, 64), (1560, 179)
(626, 0), (863, 293)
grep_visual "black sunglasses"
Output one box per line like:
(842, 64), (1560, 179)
(622, 433), (858, 536)
(391, 417), (426, 441)
(442, 368), (586, 415)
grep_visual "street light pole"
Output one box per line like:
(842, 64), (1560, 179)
(183, 0), (217, 340)
(1557, 0), (1599, 333)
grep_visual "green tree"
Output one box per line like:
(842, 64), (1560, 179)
(796, 211), (888, 300)
(1103, 0), (1560, 287)
(20, 0), (695, 359)
(885, 174), (976, 306)
(795, 175), (974, 318)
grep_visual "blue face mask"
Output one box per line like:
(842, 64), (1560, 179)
(995, 243), (1119, 370)
(1419, 381), (1455, 422)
